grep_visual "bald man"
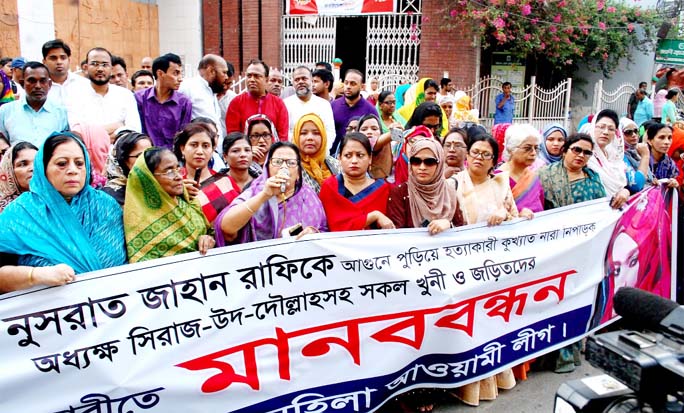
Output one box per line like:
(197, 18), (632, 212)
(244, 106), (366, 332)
(141, 56), (152, 71)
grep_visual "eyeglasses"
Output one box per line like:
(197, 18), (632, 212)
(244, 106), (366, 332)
(623, 128), (638, 136)
(409, 156), (439, 167)
(517, 145), (540, 153)
(595, 124), (616, 133)
(270, 158), (297, 167)
(89, 61), (111, 68)
(468, 150), (494, 160)
(381, 100), (396, 105)
(153, 167), (182, 179)
(444, 142), (467, 150)
(568, 146), (593, 157)
(127, 151), (145, 159)
(249, 133), (272, 142)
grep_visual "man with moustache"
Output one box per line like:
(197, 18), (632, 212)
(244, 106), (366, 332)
(312, 68), (334, 102)
(283, 66), (335, 151)
(225, 59), (288, 141)
(67, 47), (141, 137)
(0, 62), (69, 146)
(330, 69), (378, 155)
(136, 53), (191, 149)
(109, 55), (130, 90)
(179, 54), (229, 139)
(267, 68), (284, 97)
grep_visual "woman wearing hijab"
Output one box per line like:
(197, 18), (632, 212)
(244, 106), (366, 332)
(103, 131), (153, 205)
(646, 122), (679, 187)
(393, 125), (435, 186)
(0, 141), (37, 213)
(537, 124), (568, 168)
(124, 147), (214, 263)
(619, 117), (651, 194)
(452, 92), (479, 127)
(397, 78), (448, 137)
(0, 132), (126, 273)
(215, 142), (327, 245)
(293, 113), (340, 193)
(587, 109), (630, 209)
(245, 113), (279, 174)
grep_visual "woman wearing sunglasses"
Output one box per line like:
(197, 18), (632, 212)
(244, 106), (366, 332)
(619, 117), (652, 194)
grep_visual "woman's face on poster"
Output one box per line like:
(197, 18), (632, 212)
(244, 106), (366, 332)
(611, 232), (640, 291)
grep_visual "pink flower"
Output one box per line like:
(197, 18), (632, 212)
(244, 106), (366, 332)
(521, 4), (532, 15)
(549, 25), (558, 33)
(598, 21), (606, 30)
(496, 32), (507, 43)
(607, 6), (616, 12)
(558, 0), (566, 6)
(523, 33), (532, 41)
(597, 1), (605, 11)
(540, 42), (546, 49)
(450, 9), (457, 17)
(565, 59), (573, 65)
(493, 17), (506, 28)
(531, 18), (539, 24)
(628, 22), (635, 32)
(553, 14), (561, 23)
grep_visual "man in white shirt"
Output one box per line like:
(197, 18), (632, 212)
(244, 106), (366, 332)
(284, 66), (335, 151)
(179, 54), (229, 140)
(41, 39), (89, 108)
(67, 47), (141, 139)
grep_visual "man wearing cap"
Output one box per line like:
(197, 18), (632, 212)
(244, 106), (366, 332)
(0, 62), (69, 146)
(10, 58), (25, 99)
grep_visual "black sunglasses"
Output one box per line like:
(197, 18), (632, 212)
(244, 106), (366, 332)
(622, 128), (638, 136)
(568, 146), (593, 157)
(409, 156), (439, 167)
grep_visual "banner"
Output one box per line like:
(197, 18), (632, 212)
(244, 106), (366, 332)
(0, 186), (674, 413)
(286, 0), (395, 15)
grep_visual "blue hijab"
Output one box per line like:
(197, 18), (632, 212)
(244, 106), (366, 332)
(0, 132), (126, 273)
(539, 123), (568, 165)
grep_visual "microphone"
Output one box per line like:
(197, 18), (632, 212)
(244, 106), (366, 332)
(614, 287), (684, 339)
(278, 165), (290, 193)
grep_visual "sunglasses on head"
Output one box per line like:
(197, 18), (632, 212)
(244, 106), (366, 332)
(409, 156), (439, 167)
(622, 128), (638, 136)
(568, 146), (593, 157)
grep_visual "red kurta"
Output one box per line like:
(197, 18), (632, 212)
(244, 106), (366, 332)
(225, 92), (289, 141)
(318, 174), (390, 232)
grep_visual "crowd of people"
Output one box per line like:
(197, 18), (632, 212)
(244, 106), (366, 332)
(0, 39), (682, 413)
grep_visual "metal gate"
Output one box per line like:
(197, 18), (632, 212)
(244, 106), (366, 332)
(366, 13), (422, 85)
(592, 79), (635, 116)
(281, 15), (337, 79)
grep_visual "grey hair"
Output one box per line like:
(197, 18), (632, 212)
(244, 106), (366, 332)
(503, 124), (542, 162)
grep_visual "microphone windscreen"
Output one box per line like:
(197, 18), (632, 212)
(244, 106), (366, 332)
(613, 287), (678, 329)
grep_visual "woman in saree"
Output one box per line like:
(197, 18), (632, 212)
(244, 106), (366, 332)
(0, 132), (126, 273)
(319, 133), (393, 231)
(397, 78), (448, 137)
(292, 113), (340, 193)
(497, 124), (544, 213)
(103, 130), (153, 205)
(357, 114), (394, 179)
(587, 109), (630, 208)
(124, 147), (215, 263)
(646, 122), (679, 186)
(215, 142), (327, 245)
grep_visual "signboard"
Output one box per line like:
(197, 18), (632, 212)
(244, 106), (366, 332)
(0, 187), (675, 413)
(491, 52), (526, 90)
(287, 0), (395, 15)
(656, 39), (684, 65)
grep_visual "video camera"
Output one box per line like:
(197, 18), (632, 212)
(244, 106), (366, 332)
(554, 287), (684, 413)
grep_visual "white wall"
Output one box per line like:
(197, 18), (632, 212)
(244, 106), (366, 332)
(158, 0), (203, 77)
(17, 0), (56, 61)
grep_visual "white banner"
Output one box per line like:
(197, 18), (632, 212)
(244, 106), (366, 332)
(286, 0), (395, 15)
(0, 191), (671, 413)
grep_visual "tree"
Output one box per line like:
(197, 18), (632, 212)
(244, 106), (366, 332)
(439, 0), (661, 77)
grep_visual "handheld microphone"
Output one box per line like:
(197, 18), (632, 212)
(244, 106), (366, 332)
(193, 167), (202, 184)
(278, 165), (290, 193)
(614, 287), (684, 339)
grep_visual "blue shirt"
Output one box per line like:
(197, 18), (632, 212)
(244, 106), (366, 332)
(634, 96), (653, 126)
(0, 96), (69, 146)
(494, 93), (514, 125)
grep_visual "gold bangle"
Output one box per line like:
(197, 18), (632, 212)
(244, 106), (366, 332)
(243, 202), (255, 214)
(28, 267), (34, 286)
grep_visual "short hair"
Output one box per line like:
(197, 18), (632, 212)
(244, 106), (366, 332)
(173, 122), (217, 161)
(424, 79), (439, 92)
(41, 39), (71, 59)
(0, 58), (11, 67)
(111, 55), (127, 72)
(562, 133), (594, 153)
(315, 61), (332, 71)
(440, 78), (451, 88)
(22, 61), (49, 77)
(646, 123), (673, 140)
(344, 68), (364, 83)
(666, 88), (680, 100)
(293, 65), (311, 76)
(131, 69), (154, 87)
(151, 53), (182, 79)
(247, 59), (269, 77)
(503, 124), (542, 161)
(226, 61), (235, 78)
(502, 81), (512, 88)
(595, 109), (619, 128)
(467, 134), (500, 169)
(312, 69), (334, 92)
(222, 132), (250, 156)
(637, 88), (647, 96)
(638, 81), (648, 89)
(339, 132), (372, 156)
(144, 147), (174, 173)
(85, 47), (113, 63)
(114, 131), (153, 176)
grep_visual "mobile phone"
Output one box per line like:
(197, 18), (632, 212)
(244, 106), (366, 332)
(289, 223), (304, 236)
(421, 219), (430, 228)
(390, 128), (403, 143)
(193, 168), (202, 184)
